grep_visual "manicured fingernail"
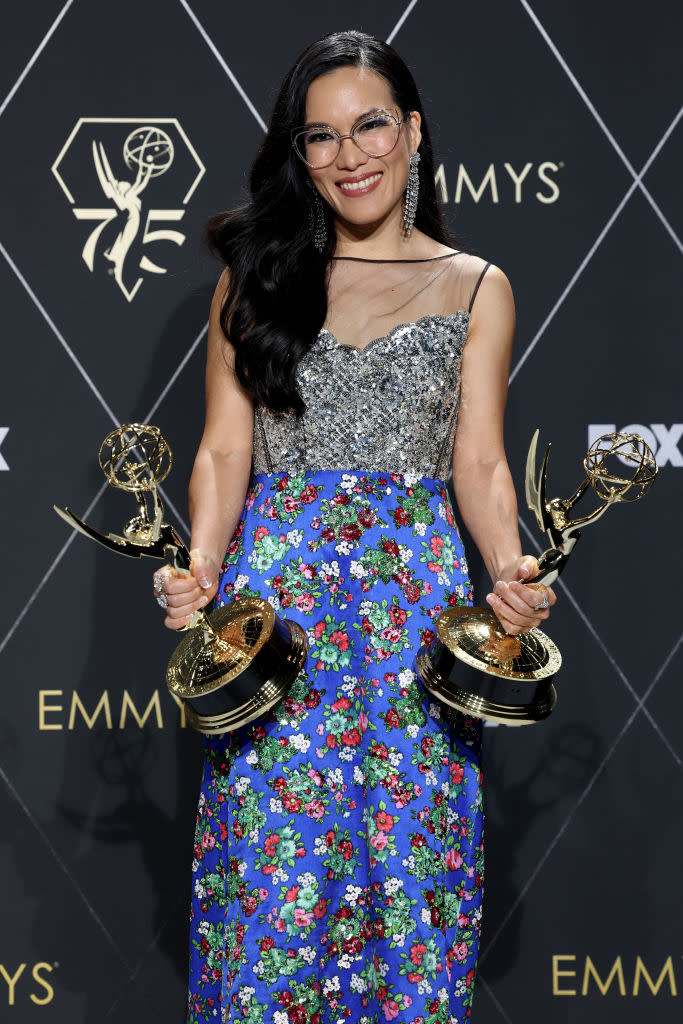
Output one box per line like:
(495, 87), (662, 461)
(199, 578), (211, 589)
(486, 593), (495, 603)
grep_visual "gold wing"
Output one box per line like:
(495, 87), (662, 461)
(524, 429), (552, 533)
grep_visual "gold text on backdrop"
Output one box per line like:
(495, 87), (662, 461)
(36, 689), (183, 730)
(434, 161), (562, 204)
(0, 963), (56, 1006)
(552, 955), (678, 997)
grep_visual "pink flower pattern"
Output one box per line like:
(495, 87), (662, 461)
(189, 470), (482, 1024)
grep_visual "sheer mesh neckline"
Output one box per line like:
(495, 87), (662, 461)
(319, 309), (470, 354)
(330, 251), (461, 264)
(322, 250), (482, 350)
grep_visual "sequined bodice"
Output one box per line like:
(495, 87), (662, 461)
(252, 310), (470, 480)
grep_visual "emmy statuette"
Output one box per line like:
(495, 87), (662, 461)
(54, 424), (307, 734)
(417, 431), (657, 724)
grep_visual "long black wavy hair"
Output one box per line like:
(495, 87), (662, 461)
(207, 30), (452, 415)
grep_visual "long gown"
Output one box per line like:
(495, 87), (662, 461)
(188, 252), (490, 1024)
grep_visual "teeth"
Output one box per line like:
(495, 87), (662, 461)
(339, 173), (381, 192)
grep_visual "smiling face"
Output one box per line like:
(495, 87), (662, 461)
(302, 66), (421, 239)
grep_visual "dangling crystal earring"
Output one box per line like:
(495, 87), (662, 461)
(309, 187), (327, 252)
(403, 151), (421, 236)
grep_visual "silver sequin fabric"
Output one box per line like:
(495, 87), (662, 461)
(252, 311), (470, 480)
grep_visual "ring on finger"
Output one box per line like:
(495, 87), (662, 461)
(534, 591), (549, 611)
(153, 572), (168, 609)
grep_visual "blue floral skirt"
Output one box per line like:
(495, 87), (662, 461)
(188, 470), (484, 1024)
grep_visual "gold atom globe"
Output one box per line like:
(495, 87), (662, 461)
(98, 423), (172, 493)
(583, 432), (657, 503)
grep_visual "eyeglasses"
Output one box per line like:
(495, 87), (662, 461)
(291, 110), (410, 169)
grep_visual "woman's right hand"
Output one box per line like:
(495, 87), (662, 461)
(153, 549), (220, 630)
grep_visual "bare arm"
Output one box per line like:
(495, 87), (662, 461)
(189, 271), (254, 566)
(452, 267), (556, 633)
(161, 270), (254, 628)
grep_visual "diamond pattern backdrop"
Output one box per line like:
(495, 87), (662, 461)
(1, 2), (681, 1022)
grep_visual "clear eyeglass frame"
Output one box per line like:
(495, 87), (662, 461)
(291, 109), (411, 169)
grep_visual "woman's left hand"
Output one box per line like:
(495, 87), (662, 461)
(485, 555), (557, 635)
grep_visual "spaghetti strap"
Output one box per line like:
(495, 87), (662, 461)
(468, 261), (492, 313)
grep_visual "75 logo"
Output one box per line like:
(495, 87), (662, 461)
(52, 118), (205, 302)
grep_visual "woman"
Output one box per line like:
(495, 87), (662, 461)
(156, 30), (556, 1024)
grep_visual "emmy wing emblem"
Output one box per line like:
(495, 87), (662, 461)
(417, 431), (657, 724)
(54, 424), (307, 734)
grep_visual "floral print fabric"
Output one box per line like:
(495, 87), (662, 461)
(189, 471), (483, 1024)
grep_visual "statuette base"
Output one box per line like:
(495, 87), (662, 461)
(166, 598), (307, 734)
(417, 606), (561, 725)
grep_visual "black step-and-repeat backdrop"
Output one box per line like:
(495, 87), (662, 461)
(1, 1), (681, 1021)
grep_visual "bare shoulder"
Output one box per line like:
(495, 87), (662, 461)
(467, 259), (514, 322)
(209, 267), (232, 332)
(211, 266), (231, 315)
(208, 266), (235, 365)
(204, 266), (253, 425)
(458, 254), (512, 293)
